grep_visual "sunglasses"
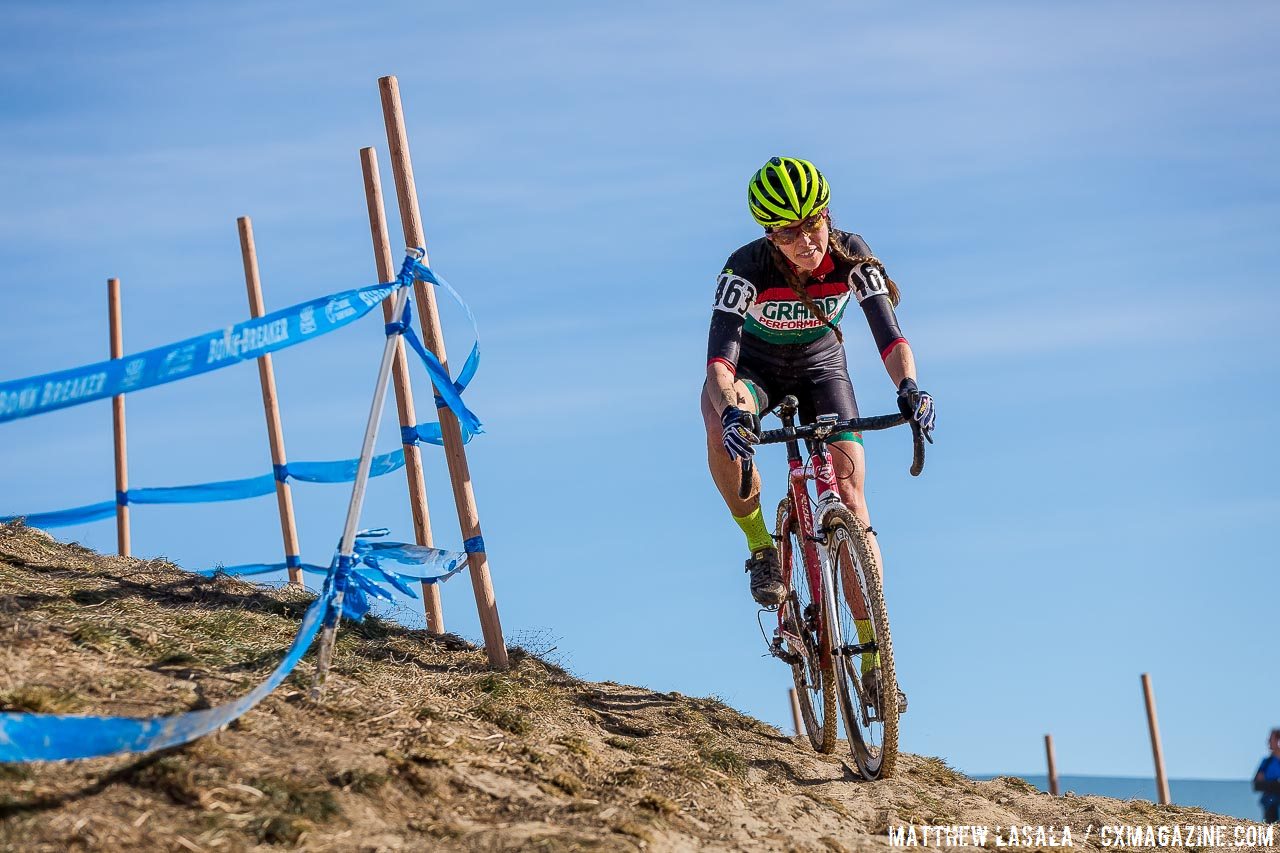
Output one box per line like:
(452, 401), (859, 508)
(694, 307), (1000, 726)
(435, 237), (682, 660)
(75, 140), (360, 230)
(767, 211), (829, 245)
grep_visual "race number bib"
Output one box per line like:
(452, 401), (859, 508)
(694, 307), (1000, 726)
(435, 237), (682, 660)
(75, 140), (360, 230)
(712, 273), (757, 317)
(849, 262), (890, 304)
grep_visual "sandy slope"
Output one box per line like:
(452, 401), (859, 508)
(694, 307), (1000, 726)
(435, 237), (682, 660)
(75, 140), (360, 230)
(0, 522), (1272, 852)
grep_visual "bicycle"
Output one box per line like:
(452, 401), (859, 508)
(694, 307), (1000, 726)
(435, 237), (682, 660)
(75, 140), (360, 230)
(739, 394), (925, 779)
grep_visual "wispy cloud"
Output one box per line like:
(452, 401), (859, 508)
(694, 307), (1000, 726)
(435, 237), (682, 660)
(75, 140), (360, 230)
(914, 289), (1278, 362)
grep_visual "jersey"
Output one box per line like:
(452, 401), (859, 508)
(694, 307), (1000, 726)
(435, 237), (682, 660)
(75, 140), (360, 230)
(706, 230), (907, 374)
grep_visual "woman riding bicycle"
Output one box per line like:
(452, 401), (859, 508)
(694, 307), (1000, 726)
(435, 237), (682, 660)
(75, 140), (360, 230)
(701, 156), (936, 609)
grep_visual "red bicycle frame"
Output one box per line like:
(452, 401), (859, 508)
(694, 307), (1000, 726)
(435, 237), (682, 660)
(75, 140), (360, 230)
(777, 446), (840, 661)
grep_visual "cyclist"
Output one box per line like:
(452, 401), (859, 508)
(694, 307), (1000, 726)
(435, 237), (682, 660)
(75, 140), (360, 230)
(701, 155), (936, 621)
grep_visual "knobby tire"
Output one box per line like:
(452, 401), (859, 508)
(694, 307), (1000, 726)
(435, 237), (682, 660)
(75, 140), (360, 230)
(821, 504), (898, 778)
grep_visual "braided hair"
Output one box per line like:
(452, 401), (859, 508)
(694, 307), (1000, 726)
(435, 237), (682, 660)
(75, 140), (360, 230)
(764, 216), (902, 344)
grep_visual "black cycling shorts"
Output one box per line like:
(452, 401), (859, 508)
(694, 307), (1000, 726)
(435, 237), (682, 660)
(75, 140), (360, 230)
(735, 335), (862, 444)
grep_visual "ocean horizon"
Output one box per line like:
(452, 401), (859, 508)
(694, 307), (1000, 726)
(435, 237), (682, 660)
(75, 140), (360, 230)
(974, 774), (1268, 823)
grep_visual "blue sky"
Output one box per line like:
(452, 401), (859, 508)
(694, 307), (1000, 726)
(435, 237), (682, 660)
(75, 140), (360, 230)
(1, 1), (1277, 781)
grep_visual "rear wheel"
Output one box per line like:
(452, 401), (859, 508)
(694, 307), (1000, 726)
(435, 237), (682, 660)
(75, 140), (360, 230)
(822, 504), (898, 778)
(775, 497), (836, 754)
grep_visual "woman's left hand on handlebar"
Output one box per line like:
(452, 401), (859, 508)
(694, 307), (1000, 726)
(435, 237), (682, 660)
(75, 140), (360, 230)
(897, 378), (936, 443)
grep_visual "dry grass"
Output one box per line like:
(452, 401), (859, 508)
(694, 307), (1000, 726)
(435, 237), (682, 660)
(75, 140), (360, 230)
(0, 521), (1260, 852)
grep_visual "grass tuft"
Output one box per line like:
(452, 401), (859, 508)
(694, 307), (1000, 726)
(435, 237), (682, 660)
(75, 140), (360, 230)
(126, 755), (204, 807)
(253, 776), (341, 822)
(251, 814), (310, 846)
(610, 767), (647, 787)
(638, 792), (678, 816)
(327, 767), (388, 793)
(548, 771), (584, 796)
(0, 685), (85, 714)
(556, 734), (592, 758)
(473, 701), (531, 734)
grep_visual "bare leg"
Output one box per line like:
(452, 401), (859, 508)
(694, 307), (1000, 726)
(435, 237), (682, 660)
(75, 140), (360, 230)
(829, 439), (886, 576)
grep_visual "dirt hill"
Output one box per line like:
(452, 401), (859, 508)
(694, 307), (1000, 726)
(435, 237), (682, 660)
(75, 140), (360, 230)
(0, 522), (1267, 852)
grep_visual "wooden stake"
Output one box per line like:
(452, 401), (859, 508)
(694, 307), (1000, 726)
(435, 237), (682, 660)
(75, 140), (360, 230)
(1141, 673), (1171, 805)
(1044, 734), (1060, 796)
(378, 75), (508, 669)
(359, 145), (444, 634)
(237, 217), (303, 586)
(789, 688), (803, 738)
(108, 278), (130, 557)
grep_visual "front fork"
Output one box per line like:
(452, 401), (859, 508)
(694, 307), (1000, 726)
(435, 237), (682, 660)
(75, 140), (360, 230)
(773, 450), (839, 664)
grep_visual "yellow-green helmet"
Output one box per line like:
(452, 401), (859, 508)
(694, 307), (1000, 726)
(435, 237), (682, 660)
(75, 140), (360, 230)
(747, 156), (830, 229)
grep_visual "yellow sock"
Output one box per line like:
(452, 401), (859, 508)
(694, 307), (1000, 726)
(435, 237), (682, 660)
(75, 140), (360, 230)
(855, 618), (880, 674)
(732, 506), (773, 553)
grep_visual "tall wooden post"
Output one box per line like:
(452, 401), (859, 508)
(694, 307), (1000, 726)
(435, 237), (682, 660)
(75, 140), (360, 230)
(1044, 734), (1060, 796)
(378, 75), (507, 669)
(359, 145), (445, 633)
(1141, 673), (1171, 805)
(108, 278), (130, 557)
(237, 217), (304, 587)
(789, 688), (803, 738)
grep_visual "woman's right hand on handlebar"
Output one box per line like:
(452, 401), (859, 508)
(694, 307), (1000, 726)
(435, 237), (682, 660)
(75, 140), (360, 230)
(721, 405), (760, 460)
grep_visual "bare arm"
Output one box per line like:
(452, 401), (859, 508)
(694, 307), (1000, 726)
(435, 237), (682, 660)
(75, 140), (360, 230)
(884, 340), (917, 388)
(706, 361), (740, 417)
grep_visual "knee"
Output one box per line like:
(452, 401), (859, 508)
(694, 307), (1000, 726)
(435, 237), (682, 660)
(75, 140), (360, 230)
(839, 481), (869, 514)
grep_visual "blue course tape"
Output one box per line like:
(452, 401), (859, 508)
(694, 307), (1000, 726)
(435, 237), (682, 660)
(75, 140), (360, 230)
(0, 581), (331, 762)
(0, 251), (486, 763)
(400, 259), (484, 434)
(405, 420), (477, 447)
(129, 473), (276, 505)
(2, 254), (481, 527)
(9, 500), (116, 528)
(0, 281), (396, 425)
(192, 562), (315, 579)
(463, 536), (485, 555)
(402, 327), (482, 435)
(354, 540), (468, 583)
(285, 448), (406, 484)
(197, 544), (466, 595)
(0, 537), (469, 762)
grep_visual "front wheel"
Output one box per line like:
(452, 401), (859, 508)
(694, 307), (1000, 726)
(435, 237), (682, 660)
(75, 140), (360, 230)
(822, 504), (899, 778)
(776, 497), (836, 754)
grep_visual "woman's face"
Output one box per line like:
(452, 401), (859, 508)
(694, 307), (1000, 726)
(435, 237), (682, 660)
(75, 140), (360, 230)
(768, 211), (830, 272)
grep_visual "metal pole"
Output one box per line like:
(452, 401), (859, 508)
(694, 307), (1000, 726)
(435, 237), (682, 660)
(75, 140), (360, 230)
(108, 278), (130, 557)
(359, 146), (444, 634)
(789, 688), (803, 738)
(1044, 734), (1060, 796)
(237, 217), (304, 586)
(378, 74), (508, 669)
(311, 286), (411, 699)
(1141, 673), (1171, 805)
